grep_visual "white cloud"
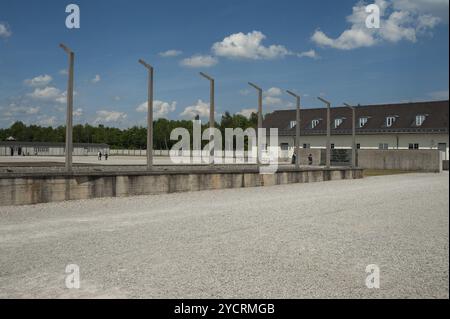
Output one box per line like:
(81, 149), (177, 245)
(95, 110), (127, 123)
(24, 74), (53, 87)
(180, 99), (211, 118)
(0, 23), (12, 38)
(26, 106), (40, 115)
(1, 103), (40, 117)
(311, 28), (376, 50)
(28, 86), (74, 104)
(263, 96), (284, 107)
(212, 30), (316, 60)
(428, 89), (449, 100)
(297, 49), (319, 59)
(29, 86), (65, 103)
(54, 92), (68, 104)
(180, 55), (218, 68)
(136, 100), (177, 118)
(379, 10), (417, 43)
(73, 108), (83, 117)
(311, 0), (444, 50)
(263, 87), (284, 106)
(237, 108), (257, 118)
(59, 69), (68, 75)
(239, 89), (250, 96)
(91, 74), (101, 83)
(37, 115), (57, 127)
(417, 14), (441, 31)
(212, 31), (291, 60)
(265, 87), (282, 97)
(393, 0), (449, 21)
(159, 49), (182, 57)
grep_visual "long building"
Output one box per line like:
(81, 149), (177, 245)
(0, 141), (110, 156)
(263, 100), (449, 160)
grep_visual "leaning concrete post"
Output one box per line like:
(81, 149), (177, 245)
(318, 97), (331, 168)
(249, 82), (263, 165)
(139, 59), (154, 170)
(287, 90), (301, 169)
(60, 43), (74, 173)
(344, 103), (356, 168)
(200, 72), (215, 165)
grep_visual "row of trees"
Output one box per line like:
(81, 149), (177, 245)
(0, 112), (258, 150)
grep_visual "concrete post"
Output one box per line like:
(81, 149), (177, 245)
(200, 72), (215, 165)
(139, 59), (154, 170)
(210, 78), (215, 164)
(318, 97), (331, 168)
(249, 82), (263, 165)
(287, 90), (301, 169)
(352, 107), (356, 167)
(344, 103), (357, 168)
(60, 44), (74, 173)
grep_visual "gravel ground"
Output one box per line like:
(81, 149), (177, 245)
(0, 172), (448, 299)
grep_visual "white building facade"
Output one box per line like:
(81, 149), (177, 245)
(0, 141), (110, 156)
(263, 100), (449, 160)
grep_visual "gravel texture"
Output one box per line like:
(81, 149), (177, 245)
(0, 172), (448, 298)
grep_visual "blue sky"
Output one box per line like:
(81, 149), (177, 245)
(0, 0), (448, 128)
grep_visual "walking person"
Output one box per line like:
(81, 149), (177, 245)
(105, 153), (108, 161)
(308, 153), (313, 165)
(98, 151), (102, 161)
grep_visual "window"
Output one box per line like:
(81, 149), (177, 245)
(280, 143), (289, 151)
(289, 120), (297, 129)
(386, 116), (396, 127)
(408, 143), (419, 150)
(415, 115), (426, 126)
(303, 143), (310, 149)
(334, 118), (343, 128)
(331, 143), (335, 149)
(34, 146), (49, 153)
(359, 117), (368, 128)
(378, 143), (389, 150)
(356, 143), (361, 149)
(311, 119), (320, 128)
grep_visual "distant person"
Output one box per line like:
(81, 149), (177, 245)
(98, 151), (102, 160)
(291, 152), (296, 164)
(105, 153), (108, 161)
(308, 153), (313, 165)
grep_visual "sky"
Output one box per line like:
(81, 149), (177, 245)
(0, 0), (448, 128)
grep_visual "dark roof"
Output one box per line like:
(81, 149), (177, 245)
(0, 141), (109, 147)
(263, 100), (449, 136)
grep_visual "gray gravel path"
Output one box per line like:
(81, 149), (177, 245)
(0, 172), (448, 298)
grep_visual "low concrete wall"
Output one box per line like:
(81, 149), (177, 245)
(443, 160), (449, 171)
(357, 149), (442, 172)
(0, 167), (363, 206)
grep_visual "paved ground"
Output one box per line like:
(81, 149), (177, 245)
(0, 155), (296, 174)
(0, 172), (448, 298)
(0, 155), (195, 166)
(0, 155), (290, 166)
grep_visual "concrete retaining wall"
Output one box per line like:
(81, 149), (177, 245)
(357, 149), (442, 172)
(0, 167), (363, 206)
